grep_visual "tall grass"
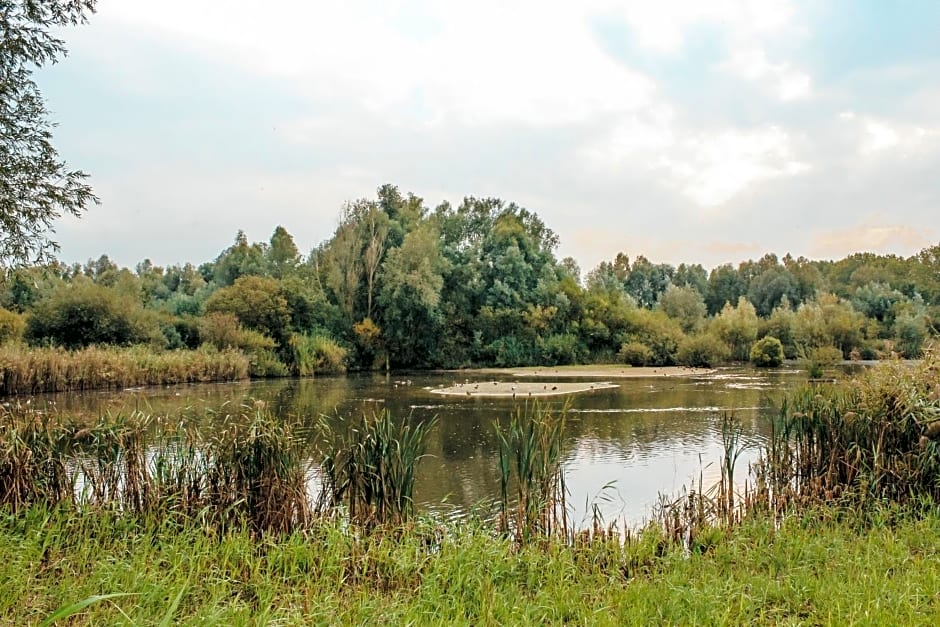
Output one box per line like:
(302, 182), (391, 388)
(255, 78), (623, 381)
(317, 410), (434, 527)
(288, 333), (347, 376)
(495, 403), (569, 544)
(755, 355), (940, 511)
(0, 407), (311, 535)
(0, 345), (249, 395)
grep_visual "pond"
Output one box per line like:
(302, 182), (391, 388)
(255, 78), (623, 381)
(17, 366), (806, 525)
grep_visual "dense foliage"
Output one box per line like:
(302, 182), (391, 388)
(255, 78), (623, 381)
(0, 184), (937, 374)
(0, 0), (98, 265)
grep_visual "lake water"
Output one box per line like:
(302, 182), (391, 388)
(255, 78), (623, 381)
(20, 367), (805, 525)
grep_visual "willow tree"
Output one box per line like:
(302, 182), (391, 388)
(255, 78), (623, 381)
(1, 0), (97, 265)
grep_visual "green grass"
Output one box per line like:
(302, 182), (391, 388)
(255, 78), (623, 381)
(2, 505), (939, 625)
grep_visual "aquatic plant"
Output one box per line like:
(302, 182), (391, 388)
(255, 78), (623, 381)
(318, 410), (434, 527)
(495, 402), (569, 543)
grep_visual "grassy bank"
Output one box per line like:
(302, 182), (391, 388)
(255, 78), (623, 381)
(4, 356), (940, 624)
(0, 345), (249, 395)
(2, 505), (939, 625)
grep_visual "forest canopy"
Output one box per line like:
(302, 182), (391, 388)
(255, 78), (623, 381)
(1, 184), (937, 373)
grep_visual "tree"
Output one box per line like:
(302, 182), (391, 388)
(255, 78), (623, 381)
(267, 225), (301, 279)
(1, 1), (98, 266)
(377, 225), (446, 367)
(711, 296), (759, 361)
(750, 336), (785, 367)
(657, 284), (707, 333)
(203, 276), (292, 345)
(25, 279), (161, 348)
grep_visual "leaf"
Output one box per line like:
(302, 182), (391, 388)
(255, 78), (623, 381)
(40, 593), (136, 627)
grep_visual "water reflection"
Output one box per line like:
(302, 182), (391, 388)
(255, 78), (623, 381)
(20, 367), (797, 524)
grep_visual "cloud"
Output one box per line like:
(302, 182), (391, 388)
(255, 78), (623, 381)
(583, 122), (808, 206)
(722, 48), (811, 100)
(44, 1), (940, 274)
(838, 111), (939, 157)
(810, 224), (934, 259)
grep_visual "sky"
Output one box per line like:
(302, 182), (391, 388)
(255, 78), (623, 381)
(39, 0), (940, 273)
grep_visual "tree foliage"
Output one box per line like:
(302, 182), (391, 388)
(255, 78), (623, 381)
(1, 0), (98, 265)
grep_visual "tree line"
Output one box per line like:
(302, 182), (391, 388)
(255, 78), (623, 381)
(1, 184), (937, 374)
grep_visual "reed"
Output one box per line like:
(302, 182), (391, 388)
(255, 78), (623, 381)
(0, 345), (249, 395)
(756, 353), (940, 512)
(288, 333), (348, 377)
(495, 402), (569, 544)
(318, 410), (434, 527)
(204, 411), (312, 534)
(0, 407), (313, 535)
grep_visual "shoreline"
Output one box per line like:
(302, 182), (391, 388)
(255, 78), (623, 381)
(441, 365), (716, 379)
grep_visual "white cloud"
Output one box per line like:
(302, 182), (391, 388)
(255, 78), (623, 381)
(722, 48), (811, 100)
(595, 0), (795, 53)
(100, 0), (657, 127)
(839, 111), (939, 156)
(583, 122), (808, 206)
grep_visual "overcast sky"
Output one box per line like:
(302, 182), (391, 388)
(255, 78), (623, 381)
(40, 0), (940, 272)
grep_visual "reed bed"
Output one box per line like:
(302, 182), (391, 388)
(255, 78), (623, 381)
(317, 410), (435, 527)
(0, 408), (311, 535)
(0, 345), (249, 395)
(495, 402), (569, 544)
(753, 354), (940, 512)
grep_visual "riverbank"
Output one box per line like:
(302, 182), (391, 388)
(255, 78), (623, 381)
(458, 364), (716, 379)
(3, 505), (938, 624)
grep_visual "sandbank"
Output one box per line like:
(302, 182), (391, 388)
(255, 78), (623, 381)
(430, 380), (618, 398)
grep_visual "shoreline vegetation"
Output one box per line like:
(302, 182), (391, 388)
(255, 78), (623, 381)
(2, 356), (940, 622)
(0, 185), (937, 392)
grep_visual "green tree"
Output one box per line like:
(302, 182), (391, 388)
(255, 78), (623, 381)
(657, 284), (707, 333)
(377, 225), (446, 367)
(706, 264), (744, 315)
(211, 231), (267, 286)
(711, 296), (759, 361)
(203, 276), (291, 345)
(267, 225), (301, 279)
(1, 0), (98, 265)
(747, 266), (799, 317)
(750, 336), (785, 367)
(25, 280), (161, 348)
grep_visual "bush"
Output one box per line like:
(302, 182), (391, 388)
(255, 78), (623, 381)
(288, 333), (347, 376)
(0, 308), (25, 345)
(248, 349), (290, 378)
(677, 334), (731, 367)
(618, 341), (652, 366)
(750, 336), (785, 367)
(203, 276), (292, 345)
(25, 282), (163, 349)
(198, 312), (276, 353)
(538, 333), (581, 366)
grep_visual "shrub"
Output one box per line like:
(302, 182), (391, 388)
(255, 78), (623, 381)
(25, 282), (163, 349)
(677, 334), (731, 367)
(750, 336), (785, 368)
(203, 276), (292, 345)
(538, 333), (581, 366)
(0, 308), (25, 345)
(288, 333), (347, 376)
(618, 341), (652, 366)
(197, 312), (275, 353)
(248, 349), (290, 378)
